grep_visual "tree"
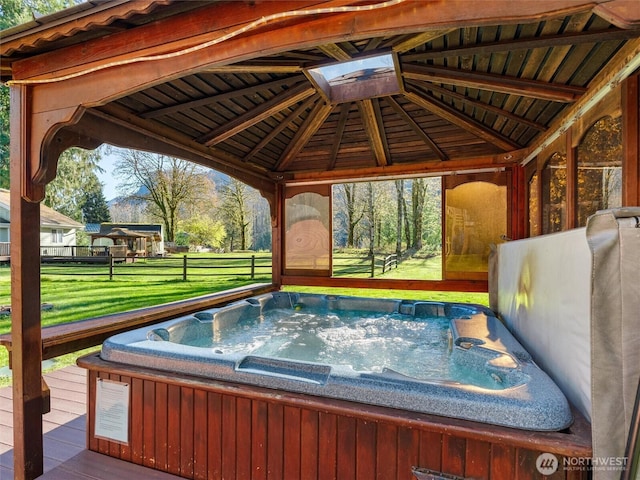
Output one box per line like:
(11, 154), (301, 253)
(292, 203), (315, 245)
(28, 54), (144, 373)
(220, 178), (252, 251)
(44, 147), (104, 222)
(179, 216), (226, 250)
(395, 180), (404, 258)
(340, 183), (365, 248)
(1, 0), (76, 187)
(82, 189), (111, 223)
(114, 150), (212, 242)
(411, 178), (428, 250)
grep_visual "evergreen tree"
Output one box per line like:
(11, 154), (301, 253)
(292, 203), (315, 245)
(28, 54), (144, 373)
(44, 147), (104, 222)
(82, 189), (111, 223)
(1, 0), (76, 187)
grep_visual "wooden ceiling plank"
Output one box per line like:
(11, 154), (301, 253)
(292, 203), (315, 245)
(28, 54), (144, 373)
(358, 98), (388, 166)
(392, 29), (457, 54)
(403, 27), (640, 62)
(386, 96), (448, 161)
(402, 63), (586, 102)
(405, 87), (520, 151)
(198, 83), (316, 146)
(329, 103), (352, 170)
(142, 75), (306, 119)
(276, 101), (334, 171)
(408, 80), (547, 131)
(245, 95), (318, 162)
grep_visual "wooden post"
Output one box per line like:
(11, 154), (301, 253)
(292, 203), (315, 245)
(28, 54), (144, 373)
(251, 255), (255, 279)
(183, 255), (187, 281)
(109, 255), (114, 280)
(10, 84), (44, 480)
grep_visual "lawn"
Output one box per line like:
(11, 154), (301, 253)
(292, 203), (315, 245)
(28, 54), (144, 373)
(0, 264), (272, 385)
(0, 252), (488, 386)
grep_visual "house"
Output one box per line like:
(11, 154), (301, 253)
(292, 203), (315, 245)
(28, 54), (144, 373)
(0, 189), (84, 258)
(90, 223), (164, 257)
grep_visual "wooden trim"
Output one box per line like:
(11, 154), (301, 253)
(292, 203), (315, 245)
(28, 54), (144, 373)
(281, 276), (489, 293)
(0, 283), (277, 363)
(622, 73), (640, 206)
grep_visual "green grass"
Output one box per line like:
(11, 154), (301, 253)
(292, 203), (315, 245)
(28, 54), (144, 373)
(0, 252), (487, 386)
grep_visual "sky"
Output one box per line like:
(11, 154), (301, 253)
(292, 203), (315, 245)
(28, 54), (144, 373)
(97, 152), (119, 201)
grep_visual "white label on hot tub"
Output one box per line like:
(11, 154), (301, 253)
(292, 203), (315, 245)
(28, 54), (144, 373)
(95, 378), (130, 444)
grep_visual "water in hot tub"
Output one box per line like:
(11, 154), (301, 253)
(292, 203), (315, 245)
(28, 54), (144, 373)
(180, 308), (507, 389)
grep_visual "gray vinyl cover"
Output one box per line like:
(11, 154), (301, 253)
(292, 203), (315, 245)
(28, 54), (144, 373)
(491, 207), (640, 480)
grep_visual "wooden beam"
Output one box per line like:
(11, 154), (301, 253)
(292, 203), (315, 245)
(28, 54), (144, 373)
(358, 99), (388, 167)
(141, 75), (307, 119)
(392, 29), (457, 54)
(403, 27), (640, 62)
(386, 96), (448, 161)
(277, 150), (521, 184)
(276, 100), (334, 171)
(244, 95), (318, 163)
(328, 103), (351, 170)
(402, 63), (586, 103)
(85, 106), (276, 196)
(408, 80), (547, 131)
(317, 43), (353, 61)
(198, 83), (316, 146)
(10, 84), (44, 480)
(405, 87), (522, 151)
(200, 64), (304, 74)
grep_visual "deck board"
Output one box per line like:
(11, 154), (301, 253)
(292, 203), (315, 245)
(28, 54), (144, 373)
(0, 365), (183, 479)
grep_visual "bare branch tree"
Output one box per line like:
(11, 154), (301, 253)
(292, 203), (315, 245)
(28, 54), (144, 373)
(114, 151), (212, 242)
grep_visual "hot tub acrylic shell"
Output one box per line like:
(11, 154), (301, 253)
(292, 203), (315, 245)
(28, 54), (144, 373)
(100, 292), (573, 431)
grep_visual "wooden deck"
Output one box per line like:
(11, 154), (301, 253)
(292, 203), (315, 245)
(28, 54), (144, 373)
(0, 365), (182, 479)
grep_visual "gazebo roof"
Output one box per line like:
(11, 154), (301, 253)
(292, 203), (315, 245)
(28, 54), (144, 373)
(2, 1), (639, 193)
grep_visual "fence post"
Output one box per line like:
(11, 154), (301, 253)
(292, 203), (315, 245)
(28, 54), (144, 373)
(370, 255), (375, 278)
(109, 255), (114, 280)
(183, 255), (187, 281)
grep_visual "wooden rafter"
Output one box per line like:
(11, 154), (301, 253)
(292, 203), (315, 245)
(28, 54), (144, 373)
(276, 100), (334, 171)
(392, 29), (457, 54)
(328, 103), (351, 170)
(404, 87), (520, 151)
(244, 95), (318, 162)
(402, 63), (587, 103)
(142, 75), (307, 119)
(317, 43), (352, 61)
(386, 96), (448, 161)
(358, 98), (388, 167)
(409, 80), (547, 132)
(198, 83), (316, 146)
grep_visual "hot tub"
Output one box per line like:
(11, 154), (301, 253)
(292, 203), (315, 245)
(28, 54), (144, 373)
(100, 292), (572, 431)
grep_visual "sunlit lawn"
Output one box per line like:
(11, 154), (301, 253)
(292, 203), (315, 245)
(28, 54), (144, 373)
(0, 262), (272, 384)
(0, 252), (487, 386)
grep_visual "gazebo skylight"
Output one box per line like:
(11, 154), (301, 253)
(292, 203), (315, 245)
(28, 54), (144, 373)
(306, 52), (401, 103)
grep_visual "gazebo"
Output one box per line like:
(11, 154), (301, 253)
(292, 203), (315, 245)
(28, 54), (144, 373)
(2, 1), (640, 478)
